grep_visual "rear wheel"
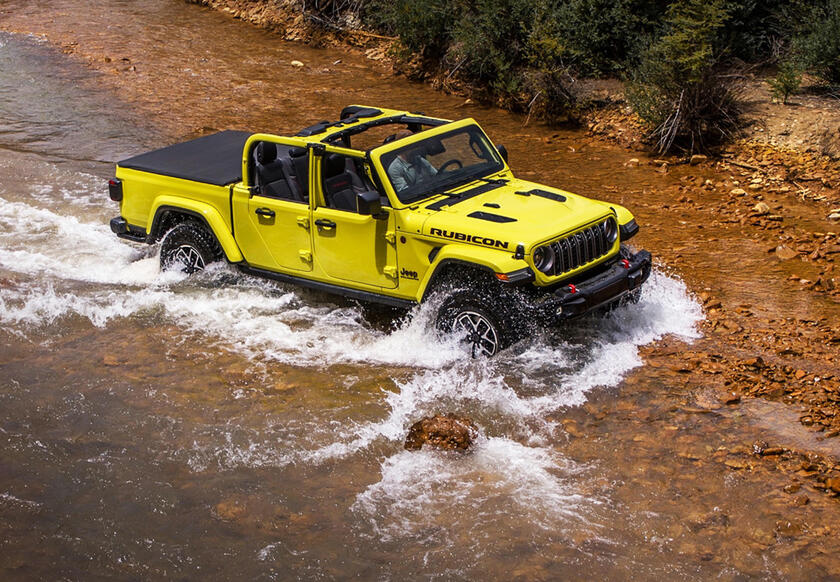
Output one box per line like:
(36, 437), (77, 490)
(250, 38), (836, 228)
(160, 222), (221, 274)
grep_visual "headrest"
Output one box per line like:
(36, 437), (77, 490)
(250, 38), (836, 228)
(324, 153), (346, 177)
(255, 142), (277, 165)
(424, 138), (445, 156)
(289, 147), (307, 158)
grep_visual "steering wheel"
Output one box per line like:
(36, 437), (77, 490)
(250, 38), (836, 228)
(438, 159), (463, 173)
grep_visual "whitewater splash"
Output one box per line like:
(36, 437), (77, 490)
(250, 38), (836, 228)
(352, 436), (594, 542)
(0, 190), (702, 370)
(1, 167), (703, 540)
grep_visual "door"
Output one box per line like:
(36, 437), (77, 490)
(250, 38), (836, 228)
(311, 148), (398, 288)
(231, 136), (313, 272)
(243, 193), (312, 272)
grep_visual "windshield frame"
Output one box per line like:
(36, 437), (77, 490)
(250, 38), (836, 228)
(370, 120), (505, 206)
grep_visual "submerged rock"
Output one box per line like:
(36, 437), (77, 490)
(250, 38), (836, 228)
(753, 201), (771, 215)
(404, 414), (478, 451)
(774, 245), (799, 260)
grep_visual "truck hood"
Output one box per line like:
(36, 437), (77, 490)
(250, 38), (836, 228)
(419, 178), (613, 251)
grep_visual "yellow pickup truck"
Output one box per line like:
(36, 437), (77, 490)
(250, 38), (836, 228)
(108, 105), (650, 356)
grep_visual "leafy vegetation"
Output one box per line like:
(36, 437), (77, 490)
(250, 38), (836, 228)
(626, 0), (741, 153)
(311, 0), (840, 152)
(768, 61), (802, 104)
(791, 0), (840, 85)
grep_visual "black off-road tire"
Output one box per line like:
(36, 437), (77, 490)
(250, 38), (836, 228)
(435, 293), (516, 358)
(159, 221), (222, 274)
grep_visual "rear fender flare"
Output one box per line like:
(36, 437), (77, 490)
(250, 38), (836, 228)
(147, 197), (243, 263)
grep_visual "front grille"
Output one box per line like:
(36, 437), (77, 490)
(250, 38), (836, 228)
(547, 218), (613, 276)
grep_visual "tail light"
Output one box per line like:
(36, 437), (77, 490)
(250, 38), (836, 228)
(108, 178), (123, 201)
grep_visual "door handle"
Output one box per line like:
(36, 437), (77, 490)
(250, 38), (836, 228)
(255, 207), (275, 218)
(314, 219), (336, 229)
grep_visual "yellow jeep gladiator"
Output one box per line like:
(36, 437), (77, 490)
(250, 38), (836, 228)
(108, 105), (651, 356)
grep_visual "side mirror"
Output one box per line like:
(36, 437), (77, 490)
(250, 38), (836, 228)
(496, 144), (508, 163)
(356, 190), (382, 216)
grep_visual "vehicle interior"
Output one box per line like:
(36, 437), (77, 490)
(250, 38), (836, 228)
(250, 107), (502, 212)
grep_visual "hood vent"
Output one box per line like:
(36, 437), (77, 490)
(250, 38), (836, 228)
(516, 189), (567, 203)
(467, 211), (517, 223)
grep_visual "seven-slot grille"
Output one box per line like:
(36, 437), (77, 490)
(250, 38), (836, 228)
(547, 218), (614, 276)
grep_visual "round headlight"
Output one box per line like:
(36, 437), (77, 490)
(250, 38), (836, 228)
(533, 245), (555, 274)
(603, 217), (618, 244)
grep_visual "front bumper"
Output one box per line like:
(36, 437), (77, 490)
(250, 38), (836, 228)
(528, 249), (652, 322)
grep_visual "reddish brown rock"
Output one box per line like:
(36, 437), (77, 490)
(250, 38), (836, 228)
(404, 414), (478, 451)
(783, 483), (801, 494)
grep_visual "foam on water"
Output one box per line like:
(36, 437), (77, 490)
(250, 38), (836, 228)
(352, 436), (595, 542)
(0, 196), (166, 285)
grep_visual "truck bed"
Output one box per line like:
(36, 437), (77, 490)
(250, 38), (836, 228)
(118, 130), (252, 186)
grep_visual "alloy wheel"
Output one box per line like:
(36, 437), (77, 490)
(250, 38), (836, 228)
(172, 244), (205, 274)
(452, 310), (499, 357)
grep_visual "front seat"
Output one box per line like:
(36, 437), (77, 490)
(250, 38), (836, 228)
(323, 154), (357, 211)
(254, 142), (293, 199)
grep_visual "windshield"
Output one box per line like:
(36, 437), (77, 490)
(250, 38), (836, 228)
(380, 125), (504, 204)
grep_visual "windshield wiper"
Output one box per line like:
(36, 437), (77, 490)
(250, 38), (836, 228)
(401, 167), (503, 204)
(474, 176), (509, 185)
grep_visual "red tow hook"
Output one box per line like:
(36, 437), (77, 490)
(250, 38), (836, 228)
(568, 284), (577, 294)
(621, 258), (630, 269)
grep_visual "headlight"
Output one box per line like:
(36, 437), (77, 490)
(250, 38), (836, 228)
(603, 217), (618, 245)
(533, 245), (555, 274)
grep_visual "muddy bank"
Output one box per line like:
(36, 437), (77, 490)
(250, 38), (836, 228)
(185, 0), (393, 50)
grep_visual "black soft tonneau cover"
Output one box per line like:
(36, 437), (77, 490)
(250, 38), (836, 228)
(118, 130), (252, 186)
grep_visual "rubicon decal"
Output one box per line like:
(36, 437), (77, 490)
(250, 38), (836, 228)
(430, 228), (509, 249)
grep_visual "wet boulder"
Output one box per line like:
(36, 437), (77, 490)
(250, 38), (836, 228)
(404, 414), (478, 452)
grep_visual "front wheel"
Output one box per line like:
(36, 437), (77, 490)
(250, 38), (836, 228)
(159, 222), (221, 274)
(436, 296), (511, 357)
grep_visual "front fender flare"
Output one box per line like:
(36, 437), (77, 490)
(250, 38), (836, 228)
(417, 244), (526, 302)
(148, 196), (244, 263)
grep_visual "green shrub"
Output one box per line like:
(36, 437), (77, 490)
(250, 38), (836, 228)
(793, 0), (840, 85)
(723, 0), (807, 62)
(448, 0), (536, 95)
(362, 0), (458, 59)
(626, 0), (741, 154)
(768, 61), (802, 104)
(540, 0), (667, 76)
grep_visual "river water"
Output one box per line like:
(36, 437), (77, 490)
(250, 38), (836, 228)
(1, 2), (839, 580)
